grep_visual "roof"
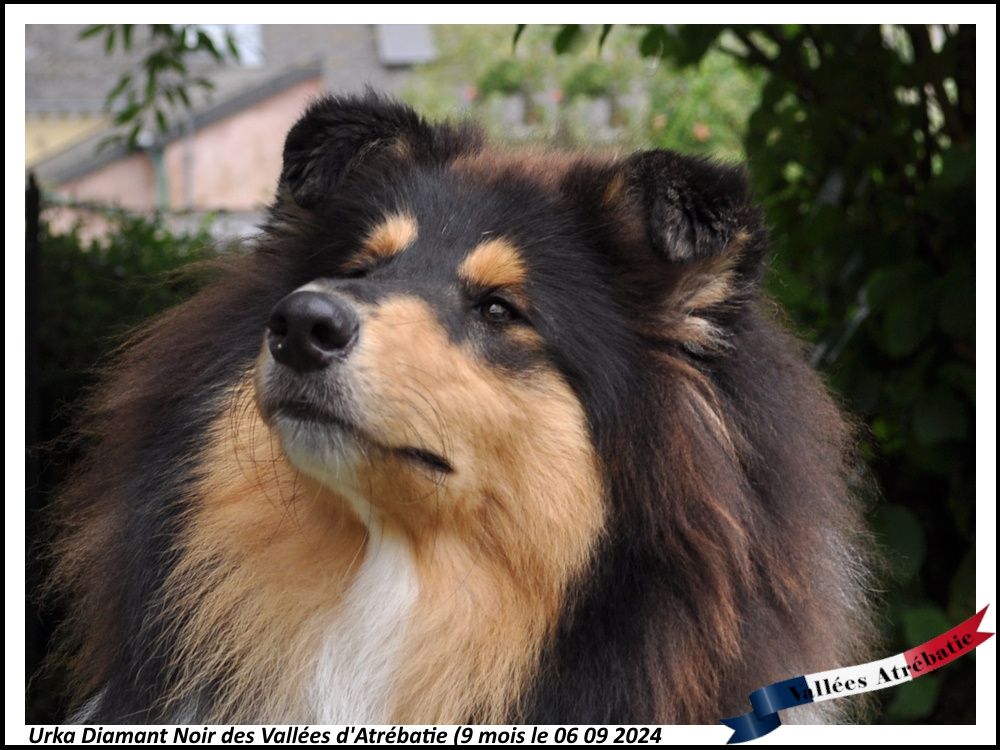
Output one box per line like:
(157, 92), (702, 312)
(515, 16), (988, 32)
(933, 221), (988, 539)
(31, 64), (322, 185)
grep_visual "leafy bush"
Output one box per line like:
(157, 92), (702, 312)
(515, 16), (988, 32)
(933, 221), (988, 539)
(400, 25), (758, 157)
(476, 59), (539, 98)
(724, 29), (976, 724)
(27, 210), (223, 722)
(36, 212), (219, 461)
(562, 61), (614, 99)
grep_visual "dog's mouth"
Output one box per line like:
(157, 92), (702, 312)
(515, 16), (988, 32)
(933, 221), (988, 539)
(269, 400), (454, 476)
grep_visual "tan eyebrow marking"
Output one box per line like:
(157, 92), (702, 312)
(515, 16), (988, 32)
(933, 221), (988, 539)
(458, 237), (527, 290)
(344, 212), (418, 271)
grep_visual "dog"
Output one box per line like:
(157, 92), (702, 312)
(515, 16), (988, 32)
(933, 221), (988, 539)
(50, 92), (876, 724)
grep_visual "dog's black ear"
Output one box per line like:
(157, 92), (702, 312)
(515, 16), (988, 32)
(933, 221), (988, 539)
(621, 150), (763, 266)
(280, 91), (482, 208)
(571, 150), (768, 349)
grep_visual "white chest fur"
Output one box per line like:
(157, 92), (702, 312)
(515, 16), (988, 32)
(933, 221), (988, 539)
(305, 516), (418, 723)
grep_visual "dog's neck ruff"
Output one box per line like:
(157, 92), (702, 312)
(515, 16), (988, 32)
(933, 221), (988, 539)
(306, 511), (418, 723)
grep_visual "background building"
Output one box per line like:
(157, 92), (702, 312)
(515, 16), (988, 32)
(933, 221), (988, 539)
(27, 25), (435, 235)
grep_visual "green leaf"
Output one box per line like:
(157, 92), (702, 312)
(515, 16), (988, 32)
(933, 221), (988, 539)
(901, 605), (951, 647)
(512, 24), (526, 51)
(597, 25), (614, 52)
(639, 26), (667, 58)
(112, 101), (142, 125)
(122, 24), (134, 51)
(912, 387), (967, 445)
(886, 675), (940, 720)
(145, 72), (157, 103)
(197, 30), (223, 62)
(553, 25), (583, 54)
(126, 122), (142, 150)
(165, 56), (187, 75)
(666, 25), (722, 66)
(79, 25), (108, 40)
(226, 33), (241, 60)
(104, 26), (116, 54)
(105, 75), (132, 107)
(874, 504), (925, 580)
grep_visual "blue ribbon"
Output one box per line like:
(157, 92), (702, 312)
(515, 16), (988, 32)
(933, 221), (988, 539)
(720, 675), (812, 744)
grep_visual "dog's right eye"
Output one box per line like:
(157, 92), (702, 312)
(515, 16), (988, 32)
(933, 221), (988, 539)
(478, 296), (521, 324)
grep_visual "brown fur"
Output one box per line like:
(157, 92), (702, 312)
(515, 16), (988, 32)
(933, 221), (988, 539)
(343, 297), (605, 721)
(160, 378), (367, 722)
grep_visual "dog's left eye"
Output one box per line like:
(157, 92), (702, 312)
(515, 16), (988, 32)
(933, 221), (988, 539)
(478, 296), (520, 324)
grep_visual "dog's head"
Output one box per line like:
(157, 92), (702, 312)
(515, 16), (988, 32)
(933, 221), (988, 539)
(255, 93), (766, 543)
(53, 93), (873, 726)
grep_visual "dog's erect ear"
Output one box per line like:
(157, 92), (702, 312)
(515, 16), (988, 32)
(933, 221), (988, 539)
(620, 150), (764, 267)
(280, 92), (482, 208)
(574, 150), (768, 349)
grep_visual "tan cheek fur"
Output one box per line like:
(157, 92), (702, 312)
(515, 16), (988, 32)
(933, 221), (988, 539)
(159, 379), (367, 722)
(351, 297), (605, 722)
(163, 296), (604, 723)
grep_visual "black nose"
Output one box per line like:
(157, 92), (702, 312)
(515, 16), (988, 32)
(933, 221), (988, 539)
(267, 291), (358, 372)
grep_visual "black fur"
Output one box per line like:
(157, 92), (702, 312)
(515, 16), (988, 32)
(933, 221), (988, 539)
(281, 90), (482, 208)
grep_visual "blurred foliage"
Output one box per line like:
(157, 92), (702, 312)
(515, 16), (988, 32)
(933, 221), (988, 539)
(37, 212), (218, 446)
(28, 211), (221, 722)
(562, 61), (614, 99)
(538, 23), (976, 723)
(400, 25), (760, 161)
(79, 24), (241, 151)
(477, 59), (540, 97)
